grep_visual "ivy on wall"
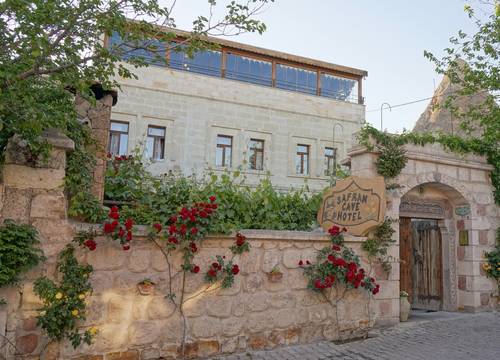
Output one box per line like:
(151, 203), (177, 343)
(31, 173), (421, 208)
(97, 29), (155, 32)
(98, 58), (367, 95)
(357, 124), (500, 205)
(362, 219), (396, 273)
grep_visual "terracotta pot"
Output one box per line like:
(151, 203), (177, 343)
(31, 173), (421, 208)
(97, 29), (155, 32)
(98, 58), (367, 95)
(400, 296), (411, 322)
(267, 272), (283, 283)
(137, 282), (155, 296)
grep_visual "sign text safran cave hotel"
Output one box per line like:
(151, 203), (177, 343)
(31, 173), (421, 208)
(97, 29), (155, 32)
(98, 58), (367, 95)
(318, 176), (386, 236)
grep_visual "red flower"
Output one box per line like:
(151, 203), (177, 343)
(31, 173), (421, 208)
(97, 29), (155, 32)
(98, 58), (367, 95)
(314, 279), (323, 289)
(370, 277), (375, 283)
(120, 155), (127, 160)
(168, 224), (177, 235)
(211, 203), (218, 209)
(109, 211), (120, 220)
(169, 215), (178, 224)
(192, 265), (200, 273)
(107, 152), (112, 158)
(111, 220), (119, 231)
(348, 262), (357, 272)
(189, 215), (197, 223)
(212, 262), (219, 270)
(189, 242), (198, 253)
(153, 223), (162, 233)
(209, 195), (216, 203)
(327, 254), (335, 262)
(332, 245), (341, 252)
(110, 206), (119, 213)
(342, 227), (347, 232)
(84, 239), (97, 251)
(200, 211), (208, 218)
(118, 228), (125, 238)
(333, 258), (346, 267)
(125, 218), (133, 230)
(328, 225), (340, 236)
(298, 260), (304, 266)
(168, 237), (178, 244)
(190, 227), (198, 235)
(372, 285), (380, 295)
(306, 260), (311, 265)
(231, 264), (240, 275)
(207, 268), (217, 278)
(122, 244), (130, 251)
(179, 224), (187, 236)
(126, 231), (132, 242)
(103, 222), (113, 233)
(236, 233), (246, 246)
(346, 270), (355, 282)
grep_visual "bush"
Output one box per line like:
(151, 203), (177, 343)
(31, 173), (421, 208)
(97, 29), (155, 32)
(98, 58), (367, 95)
(103, 155), (323, 232)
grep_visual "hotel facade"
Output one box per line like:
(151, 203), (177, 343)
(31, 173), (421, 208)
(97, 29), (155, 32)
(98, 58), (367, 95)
(107, 31), (367, 191)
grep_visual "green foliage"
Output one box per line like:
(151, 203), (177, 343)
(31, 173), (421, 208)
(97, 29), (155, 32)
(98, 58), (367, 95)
(358, 124), (500, 205)
(362, 219), (396, 273)
(483, 245), (500, 282)
(105, 155), (323, 231)
(375, 139), (408, 179)
(0, 220), (44, 288)
(34, 245), (95, 349)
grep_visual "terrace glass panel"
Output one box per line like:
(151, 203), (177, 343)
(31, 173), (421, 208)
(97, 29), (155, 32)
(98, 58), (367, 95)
(226, 53), (272, 86)
(169, 47), (221, 77)
(276, 64), (317, 95)
(320, 74), (358, 103)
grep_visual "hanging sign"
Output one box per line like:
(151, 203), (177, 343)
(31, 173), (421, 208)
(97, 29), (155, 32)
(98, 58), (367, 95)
(318, 176), (386, 236)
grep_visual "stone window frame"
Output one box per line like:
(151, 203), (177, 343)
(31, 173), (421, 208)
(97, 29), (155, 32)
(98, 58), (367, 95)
(324, 146), (336, 176)
(295, 144), (310, 175)
(216, 134), (233, 168)
(248, 138), (265, 171)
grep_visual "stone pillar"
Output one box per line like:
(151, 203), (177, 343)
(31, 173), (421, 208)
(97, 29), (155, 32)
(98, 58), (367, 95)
(75, 88), (116, 202)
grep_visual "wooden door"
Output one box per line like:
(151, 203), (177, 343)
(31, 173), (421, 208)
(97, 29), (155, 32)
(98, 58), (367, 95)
(399, 218), (443, 311)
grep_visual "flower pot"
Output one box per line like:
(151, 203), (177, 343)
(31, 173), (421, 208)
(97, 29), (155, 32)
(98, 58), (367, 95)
(267, 272), (283, 283)
(400, 296), (411, 322)
(137, 282), (155, 296)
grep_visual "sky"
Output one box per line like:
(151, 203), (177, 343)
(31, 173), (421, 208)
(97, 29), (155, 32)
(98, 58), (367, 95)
(166, 0), (487, 133)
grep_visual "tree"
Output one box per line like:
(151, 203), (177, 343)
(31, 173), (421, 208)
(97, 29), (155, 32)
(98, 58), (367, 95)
(0, 0), (274, 157)
(424, 1), (499, 203)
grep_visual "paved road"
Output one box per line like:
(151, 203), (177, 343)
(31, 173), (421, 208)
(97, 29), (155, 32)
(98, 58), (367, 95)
(212, 311), (500, 360)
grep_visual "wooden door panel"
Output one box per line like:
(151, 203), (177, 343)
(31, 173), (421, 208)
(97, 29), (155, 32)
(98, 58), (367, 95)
(399, 217), (412, 300)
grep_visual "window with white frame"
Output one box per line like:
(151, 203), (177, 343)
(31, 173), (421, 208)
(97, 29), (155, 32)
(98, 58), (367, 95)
(108, 121), (129, 156)
(146, 126), (166, 160)
(324, 147), (336, 176)
(216, 135), (233, 167)
(295, 144), (310, 175)
(248, 139), (264, 170)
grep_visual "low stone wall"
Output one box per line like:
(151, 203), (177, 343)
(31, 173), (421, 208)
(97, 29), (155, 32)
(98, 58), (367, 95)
(4, 226), (396, 359)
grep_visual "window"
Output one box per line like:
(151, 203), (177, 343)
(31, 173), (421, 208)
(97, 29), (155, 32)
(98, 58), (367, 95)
(320, 73), (358, 103)
(324, 147), (336, 176)
(248, 139), (264, 170)
(276, 64), (317, 95)
(226, 53), (272, 86)
(108, 32), (166, 66)
(216, 135), (233, 167)
(108, 121), (129, 156)
(169, 46), (222, 77)
(295, 144), (310, 175)
(146, 126), (166, 160)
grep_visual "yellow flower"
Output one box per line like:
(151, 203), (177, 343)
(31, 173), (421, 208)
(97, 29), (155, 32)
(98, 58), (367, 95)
(71, 309), (79, 317)
(39, 311), (46, 316)
(55, 292), (63, 300)
(482, 263), (491, 271)
(88, 327), (98, 336)
(78, 294), (86, 300)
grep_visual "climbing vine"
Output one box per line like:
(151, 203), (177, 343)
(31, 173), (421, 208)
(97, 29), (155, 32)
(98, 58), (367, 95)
(362, 219), (397, 273)
(357, 124), (500, 205)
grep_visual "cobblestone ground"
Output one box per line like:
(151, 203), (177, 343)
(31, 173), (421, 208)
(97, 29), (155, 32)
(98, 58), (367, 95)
(211, 312), (500, 360)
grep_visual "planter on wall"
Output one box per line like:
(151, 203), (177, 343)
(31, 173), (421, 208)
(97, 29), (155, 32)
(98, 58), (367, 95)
(137, 281), (155, 296)
(267, 272), (283, 283)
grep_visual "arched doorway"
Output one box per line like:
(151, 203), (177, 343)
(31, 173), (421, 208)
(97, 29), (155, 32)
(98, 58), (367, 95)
(399, 182), (469, 312)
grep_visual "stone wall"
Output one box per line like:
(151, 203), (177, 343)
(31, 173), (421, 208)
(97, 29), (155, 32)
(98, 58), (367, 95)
(111, 66), (365, 191)
(0, 132), (392, 360)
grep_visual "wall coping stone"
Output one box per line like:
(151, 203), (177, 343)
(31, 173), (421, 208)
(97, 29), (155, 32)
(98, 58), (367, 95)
(70, 220), (367, 243)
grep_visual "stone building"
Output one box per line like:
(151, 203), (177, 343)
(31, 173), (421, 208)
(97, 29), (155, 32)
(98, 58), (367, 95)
(107, 30), (367, 191)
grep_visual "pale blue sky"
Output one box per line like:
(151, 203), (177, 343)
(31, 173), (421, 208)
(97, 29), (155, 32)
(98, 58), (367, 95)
(167, 0), (485, 133)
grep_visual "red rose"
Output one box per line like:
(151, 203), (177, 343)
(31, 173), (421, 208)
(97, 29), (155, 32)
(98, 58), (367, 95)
(333, 258), (346, 267)
(314, 279), (323, 289)
(327, 275), (335, 283)
(211, 203), (218, 209)
(328, 225), (340, 236)
(192, 265), (200, 273)
(153, 223), (162, 232)
(372, 286), (380, 295)
(84, 239), (97, 251)
(298, 260), (304, 266)
(110, 206), (119, 213)
(332, 245), (341, 252)
(207, 268), (217, 278)
(212, 262), (219, 269)
(348, 262), (357, 272)
(111, 220), (119, 231)
(168, 224), (177, 235)
(168, 237), (178, 244)
(126, 231), (132, 241)
(169, 215), (178, 224)
(209, 195), (216, 203)
(189, 242), (197, 253)
(346, 270), (355, 282)
(370, 277), (375, 283)
(120, 155), (127, 160)
(199, 211), (208, 218)
(179, 224), (187, 236)
(190, 227), (198, 235)
(231, 264), (240, 275)
(103, 222), (113, 233)
(327, 254), (335, 262)
(118, 228), (125, 238)
(122, 244), (130, 251)
(125, 218), (133, 230)
(109, 211), (120, 220)
(114, 156), (121, 161)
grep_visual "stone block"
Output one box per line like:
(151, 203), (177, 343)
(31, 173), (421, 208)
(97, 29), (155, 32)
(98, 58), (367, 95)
(248, 334), (267, 350)
(243, 273), (264, 293)
(150, 251), (168, 272)
(458, 275), (466, 290)
(87, 246), (126, 270)
(1, 187), (31, 221)
(283, 248), (316, 269)
(261, 249), (281, 273)
(286, 268), (309, 290)
(191, 316), (221, 338)
(16, 333), (38, 354)
(246, 292), (269, 312)
(147, 297), (175, 319)
(239, 249), (262, 274)
(207, 296), (233, 318)
(107, 295), (133, 323)
(140, 348), (160, 360)
(105, 350), (139, 360)
(30, 193), (66, 219)
(221, 317), (244, 337)
(127, 249), (150, 273)
(197, 340), (220, 357)
(3, 164), (65, 190)
(128, 320), (162, 345)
